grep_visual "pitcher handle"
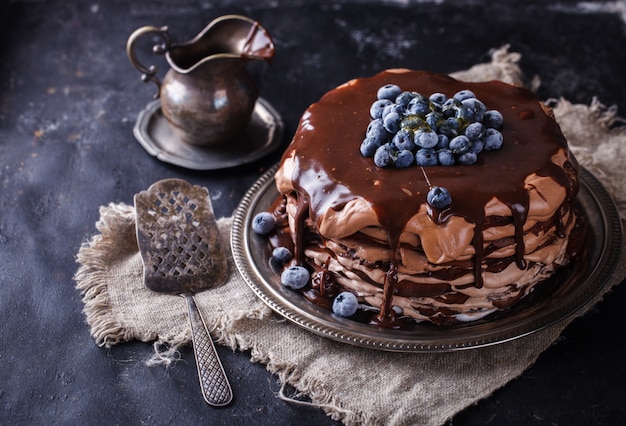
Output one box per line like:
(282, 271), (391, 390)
(126, 26), (171, 99)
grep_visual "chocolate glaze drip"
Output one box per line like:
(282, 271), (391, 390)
(242, 21), (275, 62)
(554, 207), (566, 238)
(370, 245), (400, 327)
(282, 70), (578, 325)
(508, 202), (529, 270)
(293, 193), (310, 264)
(303, 255), (339, 310)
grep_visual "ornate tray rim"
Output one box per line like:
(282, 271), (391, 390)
(231, 166), (622, 352)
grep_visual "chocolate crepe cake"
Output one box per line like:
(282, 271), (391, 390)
(254, 69), (586, 327)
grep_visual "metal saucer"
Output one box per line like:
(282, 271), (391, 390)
(133, 98), (284, 170)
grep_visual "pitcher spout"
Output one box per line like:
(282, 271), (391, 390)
(241, 20), (275, 62)
(167, 15), (275, 74)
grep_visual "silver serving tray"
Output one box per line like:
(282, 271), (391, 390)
(133, 98), (283, 170)
(231, 166), (622, 352)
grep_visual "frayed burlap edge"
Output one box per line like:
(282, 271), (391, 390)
(219, 325), (364, 425)
(550, 96), (626, 218)
(450, 44), (526, 87)
(75, 203), (136, 347)
(210, 310), (368, 425)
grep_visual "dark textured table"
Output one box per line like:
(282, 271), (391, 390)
(1, 1), (625, 424)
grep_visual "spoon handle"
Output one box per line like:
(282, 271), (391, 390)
(185, 295), (233, 406)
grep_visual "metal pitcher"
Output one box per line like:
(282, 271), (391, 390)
(127, 15), (275, 146)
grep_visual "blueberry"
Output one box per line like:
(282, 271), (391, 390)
(381, 103), (393, 118)
(449, 135), (471, 154)
(425, 111), (442, 130)
(437, 149), (455, 166)
(395, 91), (416, 109)
(461, 98), (486, 122)
(484, 128), (504, 150)
(281, 266), (310, 289)
(272, 247), (293, 264)
(457, 151), (478, 165)
(401, 115), (425, 131)
(383, 111), (402, 134)
(483, 110), (504, 129)
(454, 105), (469, 122)
(377, 84), (402, 101)
(381, 103), (403, 120)
(435, 134), (450, 150)
(360, 137), (381, 157)
(268, 256), (283, 272)
(415, 148), (438, 166)
(407, 96), (430, 115)
(414, 128), (439, 149)
(427, 186), (452, 209)
(464, 122), (485, 141)
(395, 149), (414, 168)
(370, 99), (392, 119)
(332, 291), (359, 317)
(392, 129), (415, 151)
(453, 89), (475, 101)
(442, 98), (462, 118)
(470, 139), (484, 154)
(438, 117), (461, 138)
(366, 118), (390, 143)
(252, 212), (275, 235)
(374, 144), (393, 167)
(429, 92), (448, 105)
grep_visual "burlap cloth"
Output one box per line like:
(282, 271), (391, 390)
(75, 46), (626, 426)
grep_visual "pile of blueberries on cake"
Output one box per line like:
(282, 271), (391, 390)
(360, 84), (504, 169)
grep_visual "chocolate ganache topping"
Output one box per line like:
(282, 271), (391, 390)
(275, 69), (580, 325)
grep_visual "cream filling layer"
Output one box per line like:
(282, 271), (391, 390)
(304, 219), (572, 322)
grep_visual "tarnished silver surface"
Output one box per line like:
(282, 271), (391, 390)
(126, 15), (275, 146)
(135, 179), (233, 406)
(133, 98), (283, 170)
(231, 166), (622, 352)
